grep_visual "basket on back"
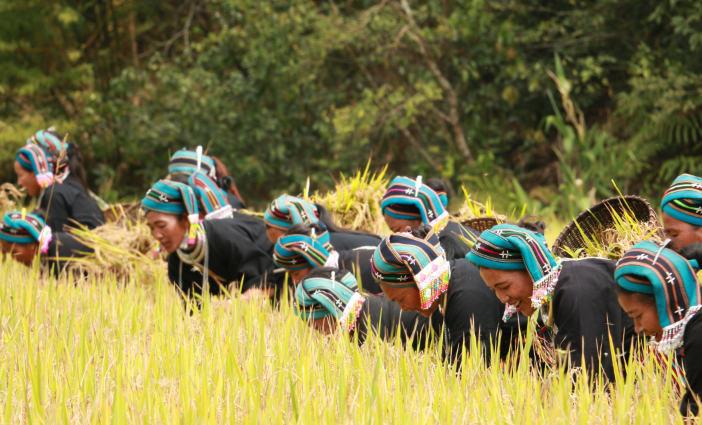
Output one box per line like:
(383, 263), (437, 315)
(552, 195), (665, 259)
(461, 217), (500, 233)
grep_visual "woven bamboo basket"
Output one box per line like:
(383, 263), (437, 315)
(551, 195), (665, 258)
(461, 217), (500, 233)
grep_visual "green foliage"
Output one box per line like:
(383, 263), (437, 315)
(1, 0), (701, 214)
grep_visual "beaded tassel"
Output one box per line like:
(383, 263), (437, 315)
(187, 214), (202, 245)
(340, 292), (365, 333)
(656, 305), (702, 353)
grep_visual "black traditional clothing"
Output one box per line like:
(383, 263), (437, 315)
(37, 181), (104, 231)
(167, 219), (277, 297)
(226, 193), (247, 211)
(680, 313), (702, 417)
(337, 247), (381, 294)
(44, 232), (92, 277)
(552, 258), (636, 380)
(328, 231), (381, 251)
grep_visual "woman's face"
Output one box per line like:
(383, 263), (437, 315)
(1, 239), (39, 266)
(383, 213), (423, 233)
(14, 161), (41, 197)
(381, 284), (437, 316)
(265, 225), (285, 244)
(145, 211), (189, 254)
(289, 268), (312, 285)
(618, 293), (663, 340)
(480, 267), (535, 316)
(310, 316), (337, 335)
(662, 212), (702, 252)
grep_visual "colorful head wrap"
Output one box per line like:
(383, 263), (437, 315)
(168, 148), (216, 178)
(264, 195), (319, 231)
(381, 176), (450, 233)
(295, 269), (365, 333)
(0, 210), (52, 254)
(467, 224), (561, 321)
(141, 180), (203, 245)
(661, 174), (702, 226)
(436, 190), (448, 208)
(26, 129), (68, 152)
(371, 229), (450, 309)
(615, 240), (701, 352)
(273, 229), (336, 271)
(188, 170), (233, 220)
(16, 144), (59, 188)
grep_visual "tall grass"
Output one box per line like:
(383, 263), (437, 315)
(0, 258), (692, 424)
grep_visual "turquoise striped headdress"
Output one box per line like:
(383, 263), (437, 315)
(381, 176), (450, 233)
(615, 240), (701, 352)
(273, 229), (334, 271)
(168, 148), (216, 178)
(661, 173), (702, 226)
(188, 170), (233, 220)
(371, 229), (450, 310)
(142, 180), (203, 245)
(16, 144), (57, 188)
(295, 269), (365, 333)
(26, 129), (68, 152)
(0, 210), (52, 253)
(264, 195), (319, 231)
(467, 224), (561, 320)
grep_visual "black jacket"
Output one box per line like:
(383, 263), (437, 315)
(680, 313), (702, 417)
(37, 176), (104, 231)
(337, 247), (382, 295)
(167, 219), (277, 297)
(329, 231), (381, 251)
(43, 232), (92, 277)
(551, 258), (636, 381)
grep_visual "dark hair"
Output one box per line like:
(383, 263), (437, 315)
(32, 208), (47, 221)
(514, 215), (547, 235)
(425, 178), (447, 195)
(45, 130), (90, 194)
(409, 224), (469, 261)
(616, 284), (656, 306)
(285, 222), (325, 237)
(313, 203), (380, 238)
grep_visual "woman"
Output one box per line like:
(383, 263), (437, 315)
(425, 177), (449, 208)
(371, 226), (509, 366)
(615, 241), (701, 417)
(0, 209), (91, 276)
(466, 221), (637, 380)
(661, 173), (702, 252)
(142, 180), (276, 298)
(15, 143), (104, 231)
(168, 147), (246, 210)
(273, 223), (381, 294)
(381, 176), (477, 244)
(296, 267), (437, 349)
(263, 194), (380, 250)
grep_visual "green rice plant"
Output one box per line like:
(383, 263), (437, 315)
(0, 256), (694, 424)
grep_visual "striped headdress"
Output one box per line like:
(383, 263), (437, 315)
(661, 173), (702, 226)
(142, 180), (203, 245)
(16, 144), (59, 188)
(381, 176), (450, 233)
(467, 224), (561, 321)
(264, 195), (319, 231)
(371, 229), (450, 309)
(0, 210), (52, 254)
(273, 229), (335, 271)
(615, 240), (701, 352)
(188, 170), (233, 220)
(26, 129), (69, 153)
(168, 148), (216, 178)
(295, 269), (365, 333)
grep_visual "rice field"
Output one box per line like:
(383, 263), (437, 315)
(0, 255), (693, 424)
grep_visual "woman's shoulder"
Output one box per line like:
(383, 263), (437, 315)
(684, 312), (702, 349)
(559, 258), (616, 286)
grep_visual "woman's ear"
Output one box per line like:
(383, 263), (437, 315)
(180, 213), (190, 228)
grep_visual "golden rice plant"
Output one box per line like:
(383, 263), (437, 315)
(0, 258), (693, 424)
(453, 183), (507, 222)
(0, 183), (24, 215)
(67, 206), (165, 280)
(307, 159), (390, 234)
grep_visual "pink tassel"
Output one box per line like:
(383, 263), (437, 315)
(39, 227), (52, 254)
